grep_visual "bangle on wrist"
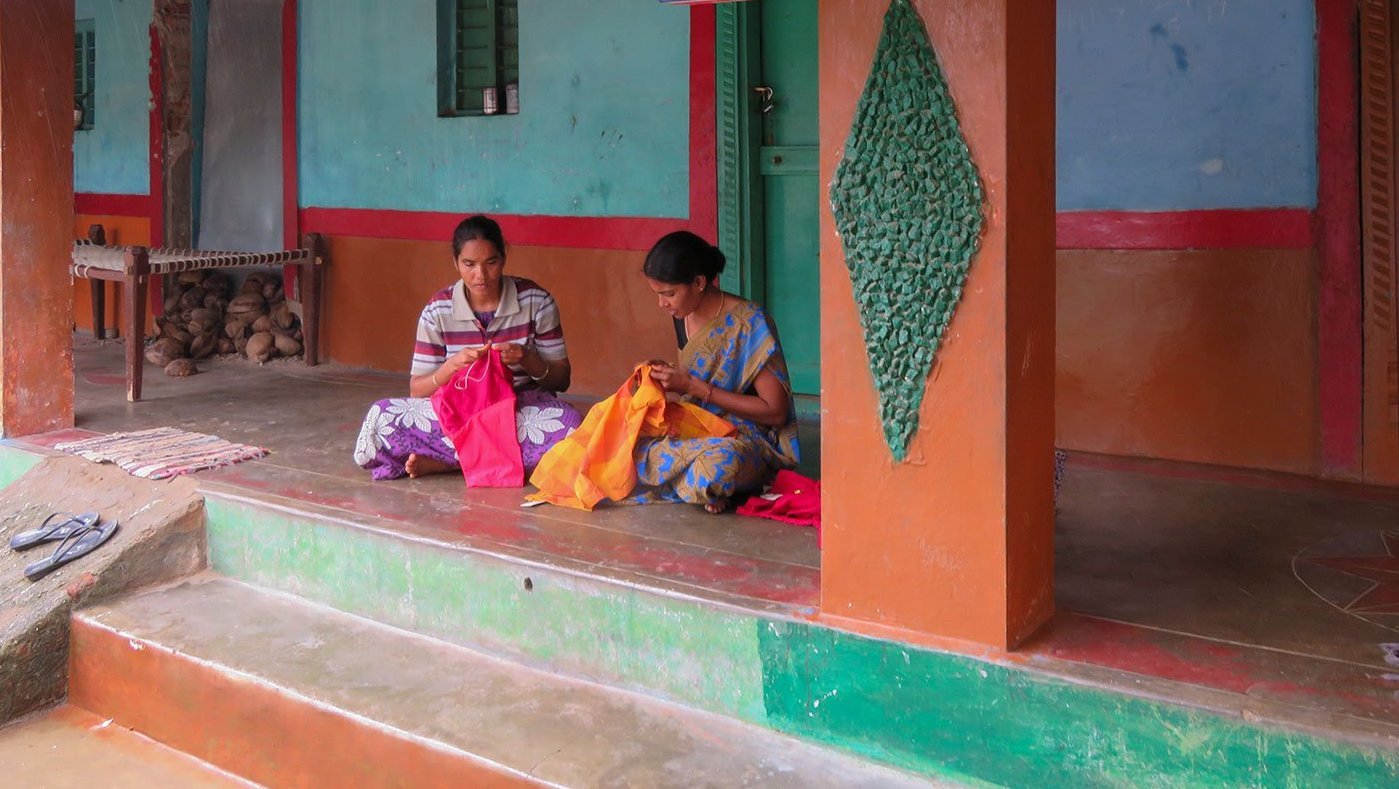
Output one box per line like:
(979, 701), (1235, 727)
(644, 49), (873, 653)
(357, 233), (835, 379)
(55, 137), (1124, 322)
(702, 381), (715, 405)
(432, 369), (443, 388)
(529, 359), (551, 382)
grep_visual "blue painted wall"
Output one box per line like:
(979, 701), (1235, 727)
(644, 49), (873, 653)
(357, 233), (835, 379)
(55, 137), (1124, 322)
(297, 0), (691, 218)
(73, 0), (151, 196)
(1056, 0), (1318, 211)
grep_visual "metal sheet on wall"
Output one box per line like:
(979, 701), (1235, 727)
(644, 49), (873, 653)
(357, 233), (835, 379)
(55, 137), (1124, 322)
(197, 0), (282, 252)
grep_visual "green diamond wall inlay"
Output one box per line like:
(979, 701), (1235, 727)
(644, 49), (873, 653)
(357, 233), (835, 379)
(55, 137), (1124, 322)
(829, 0), (985, 461)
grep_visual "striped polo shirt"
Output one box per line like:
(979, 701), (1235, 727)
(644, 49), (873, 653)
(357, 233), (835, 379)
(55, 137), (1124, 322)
(411, 276), (567, 388)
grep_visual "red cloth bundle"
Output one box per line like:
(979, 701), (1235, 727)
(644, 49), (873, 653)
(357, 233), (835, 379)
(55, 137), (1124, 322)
(736, 470), (821, 546)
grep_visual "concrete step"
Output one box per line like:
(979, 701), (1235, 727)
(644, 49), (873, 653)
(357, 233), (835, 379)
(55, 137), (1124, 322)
(0, 705), (250, 787)
(69, 575), (933, 788)
(197, 486), (1399, 787)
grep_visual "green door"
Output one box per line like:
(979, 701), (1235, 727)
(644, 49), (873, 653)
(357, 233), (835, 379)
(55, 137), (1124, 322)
(758, 0), (819, 396)
(716, 0), (820, 396)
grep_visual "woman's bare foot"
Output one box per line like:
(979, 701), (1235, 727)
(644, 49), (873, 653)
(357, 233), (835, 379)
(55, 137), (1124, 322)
(405, 453), (455, 478)
(703, 498), (730, 514)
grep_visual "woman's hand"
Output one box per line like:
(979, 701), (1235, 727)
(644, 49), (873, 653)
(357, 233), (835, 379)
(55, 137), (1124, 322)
(649, 364), (790, 427)
(411, 345), (487, 397)
(447, 344), (488, 372)
(410, 346), (486, 398)
(649, 363), (694, 395)
(497, 342), (528, 368)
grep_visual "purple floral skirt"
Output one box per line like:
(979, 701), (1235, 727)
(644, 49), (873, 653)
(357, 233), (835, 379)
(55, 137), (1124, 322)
(354, 390), (583, 481)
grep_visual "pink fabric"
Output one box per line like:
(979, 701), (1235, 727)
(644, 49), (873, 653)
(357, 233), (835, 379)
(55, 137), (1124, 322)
(430, 349), (523, 487)
(736, 470), (821, 546)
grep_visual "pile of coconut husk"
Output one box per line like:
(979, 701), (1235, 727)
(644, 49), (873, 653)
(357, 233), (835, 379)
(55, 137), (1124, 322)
(145, 269), (304, 377)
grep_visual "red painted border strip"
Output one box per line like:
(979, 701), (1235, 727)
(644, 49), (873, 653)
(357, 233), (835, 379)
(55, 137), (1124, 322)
(300, 207), (682, 251)
(282, 0), (299, 251)
(1056, 209), (1316, 250)
(1316, 0), (1364, 477)
(75, 192), (151, 217)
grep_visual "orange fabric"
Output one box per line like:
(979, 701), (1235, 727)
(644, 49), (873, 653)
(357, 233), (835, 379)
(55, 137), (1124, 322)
(528, 365), (735, 510)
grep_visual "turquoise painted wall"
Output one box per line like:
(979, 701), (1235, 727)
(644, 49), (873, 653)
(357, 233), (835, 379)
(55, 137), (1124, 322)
(73, 0), (152, 196)
(297, 0), (691, 218)
(1057, 0), (1318, 211)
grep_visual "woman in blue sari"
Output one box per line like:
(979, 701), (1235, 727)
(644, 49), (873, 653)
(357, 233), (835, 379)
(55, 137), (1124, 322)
(632, 231), (800, 512)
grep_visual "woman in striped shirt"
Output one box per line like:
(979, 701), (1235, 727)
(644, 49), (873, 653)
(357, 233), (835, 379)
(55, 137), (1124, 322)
(354, 215), (583, 480)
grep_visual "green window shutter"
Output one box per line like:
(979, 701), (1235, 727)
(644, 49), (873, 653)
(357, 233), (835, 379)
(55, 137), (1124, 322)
(498, 1), (519, 87)
(458, 0), (496, 114)
(714, 4), (761, 297)
(437, 0), (518, 117)
(75, 19), (96, 130)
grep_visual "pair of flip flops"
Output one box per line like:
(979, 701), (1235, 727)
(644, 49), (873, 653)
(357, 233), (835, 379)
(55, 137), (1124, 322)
(8, 512), (119, 581)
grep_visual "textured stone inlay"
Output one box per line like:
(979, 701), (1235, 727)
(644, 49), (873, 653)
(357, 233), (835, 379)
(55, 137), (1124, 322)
(829, 0), (985, 461)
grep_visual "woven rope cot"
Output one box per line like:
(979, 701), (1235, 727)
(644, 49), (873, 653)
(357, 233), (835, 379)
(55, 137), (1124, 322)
(71, 230), (326, 402)
(72, 241), (315, 278)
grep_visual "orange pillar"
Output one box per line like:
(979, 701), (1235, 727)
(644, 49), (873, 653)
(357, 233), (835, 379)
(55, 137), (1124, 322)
(819, 0), (1056, 649)
(0, 1), (76, 436)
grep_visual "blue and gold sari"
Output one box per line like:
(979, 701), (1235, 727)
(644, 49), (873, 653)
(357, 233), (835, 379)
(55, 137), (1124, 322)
(630, 298), (800, 505)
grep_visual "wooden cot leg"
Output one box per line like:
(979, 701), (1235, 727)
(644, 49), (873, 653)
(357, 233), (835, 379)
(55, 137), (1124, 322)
(123, 247), (150, 402)
(302, 232), (325, 367)
(86, 224), (107, 340)
(90, 279), (105, 340)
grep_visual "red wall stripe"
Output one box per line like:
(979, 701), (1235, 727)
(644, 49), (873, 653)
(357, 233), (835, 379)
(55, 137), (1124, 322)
(75, 193), (151, 217)
(1315, 0), (1364, 477)
(1056, 209), (1316, 250)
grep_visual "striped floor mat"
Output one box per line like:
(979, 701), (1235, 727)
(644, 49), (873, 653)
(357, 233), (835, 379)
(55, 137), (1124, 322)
(54, 427), (269, 480)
